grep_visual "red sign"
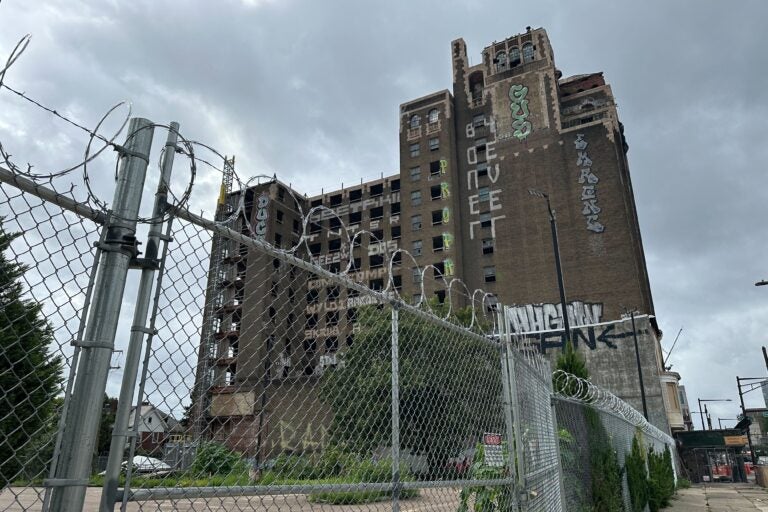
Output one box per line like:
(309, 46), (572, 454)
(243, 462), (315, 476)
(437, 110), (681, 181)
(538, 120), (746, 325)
(483, 433), (502, 445)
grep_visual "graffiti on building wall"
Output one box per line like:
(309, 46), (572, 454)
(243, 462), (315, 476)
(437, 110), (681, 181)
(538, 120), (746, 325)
(509, 84), (532, 140)
(574, 134), (605, 233)
(368, 240), (398, 256)
(308, 267), (388, 290)
(465, 116), (506, 240)
(254, 192), (270, 240)
(524, 321), (650, 354)
(278, 420), (328, 452)
(444, 258), (455, 276)
(506, 301), (604, 334)
(442, 232), (453, 251)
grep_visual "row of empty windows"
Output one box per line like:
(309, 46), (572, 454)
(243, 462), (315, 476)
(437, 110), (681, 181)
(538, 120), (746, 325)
(410, 264), (496, 283)
(309, 203), (401, 234)
(409, 108), (440, 128)
(409, 137), (439, 157)
(494, 43), (535, 72)
(312, 180), (400, 208)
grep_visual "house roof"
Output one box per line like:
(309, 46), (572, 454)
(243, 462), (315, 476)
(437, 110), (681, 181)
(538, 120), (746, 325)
(130, 403), (182, 433)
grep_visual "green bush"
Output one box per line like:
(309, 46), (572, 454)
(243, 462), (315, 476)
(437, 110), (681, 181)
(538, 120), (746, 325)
(676, 477), (691, 489)
(625, 436), (648, 512)
(647, 445), (675, 511)
(457, 443), (514, 512)
(309, 457), (417, 504)
(268, 453), (322, 480)
(190, 442), (247, 476)
(585, 410), (624, 512)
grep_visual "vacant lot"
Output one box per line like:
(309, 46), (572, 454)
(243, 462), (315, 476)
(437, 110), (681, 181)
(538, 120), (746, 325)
(0, 486), (461, 511)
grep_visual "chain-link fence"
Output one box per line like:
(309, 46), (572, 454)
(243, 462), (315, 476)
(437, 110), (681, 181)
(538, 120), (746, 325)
(0, 170), (103, 510)
(552, 371), (677, 512)
(0, 119), (678, 512)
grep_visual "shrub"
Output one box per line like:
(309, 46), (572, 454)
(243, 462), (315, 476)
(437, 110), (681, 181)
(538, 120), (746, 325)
(676, 478), (691, 489)
(457, 443), (514, 512)
(190, 442), (247, 477)
(309, 457), (417, 504)
(647, 445), (675, 511)
(268, 453), (320, 480)
(625, 436), (648, 512)
(585, 411), (624, 511)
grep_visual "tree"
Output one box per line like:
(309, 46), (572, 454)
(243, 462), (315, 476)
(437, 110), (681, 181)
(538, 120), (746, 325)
(553, 339), (589, 395)
(319, 302), (503, 476)
(96, 395), (117, 455)
(0, 221), (63, 483)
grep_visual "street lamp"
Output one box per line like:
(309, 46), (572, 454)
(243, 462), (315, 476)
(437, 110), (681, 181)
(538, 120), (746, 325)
(527, 188), (571, 346)
(755, 280), (768, 287)
(718, 418), (738, 429)
(736, 377), (768, 464)
(698, 398), (733, 430)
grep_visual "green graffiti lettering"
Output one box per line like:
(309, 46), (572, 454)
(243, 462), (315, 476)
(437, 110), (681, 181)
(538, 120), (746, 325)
(509, 84), (532, 140)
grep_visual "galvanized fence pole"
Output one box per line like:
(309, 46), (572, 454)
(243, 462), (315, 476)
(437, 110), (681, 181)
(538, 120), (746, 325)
(100, 122), (179, 511)
(390, 304), (401, 512)
(502, 309), (526, 507)
(497, 308), (520, 511)
(48, 118), (155, 512)
(550, 398), (568, 511)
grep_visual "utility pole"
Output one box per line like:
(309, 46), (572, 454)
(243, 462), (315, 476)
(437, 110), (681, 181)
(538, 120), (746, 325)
(763, 347), (768, 373)
(737, 376), (757, 464)
(630, 310), (649, 420)
(528, 189), (570, 345)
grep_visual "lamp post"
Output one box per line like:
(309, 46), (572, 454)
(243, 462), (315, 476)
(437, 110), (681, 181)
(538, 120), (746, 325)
(755, 280), (768, 287)
(697, 398), (733, 430)
(718, 418), (738, 429)
(528, 188), (571, 346)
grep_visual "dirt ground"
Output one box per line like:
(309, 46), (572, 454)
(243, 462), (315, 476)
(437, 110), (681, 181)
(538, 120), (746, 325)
(0, 486), (461, 511)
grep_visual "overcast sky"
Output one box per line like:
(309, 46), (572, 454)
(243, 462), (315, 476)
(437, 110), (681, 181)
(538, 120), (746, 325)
(2, 0), (768, 425)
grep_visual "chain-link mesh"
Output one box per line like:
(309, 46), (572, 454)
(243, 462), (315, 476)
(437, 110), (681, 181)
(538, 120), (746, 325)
(0, 182), (101, 511)
(0, 162), (680, 512)
(504, 338), (562, 512)
(552, 373), (677, 512)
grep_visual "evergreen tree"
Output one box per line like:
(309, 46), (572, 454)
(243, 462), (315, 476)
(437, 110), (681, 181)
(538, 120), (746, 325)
(0, 221), (63, 483)
(554, 339), (589, 395)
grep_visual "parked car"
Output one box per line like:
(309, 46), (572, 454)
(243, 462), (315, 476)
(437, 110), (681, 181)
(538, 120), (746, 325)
(98, 456), (172, 476)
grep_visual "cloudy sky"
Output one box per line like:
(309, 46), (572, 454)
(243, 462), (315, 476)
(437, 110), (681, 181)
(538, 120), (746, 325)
(2, 0), (768, 425)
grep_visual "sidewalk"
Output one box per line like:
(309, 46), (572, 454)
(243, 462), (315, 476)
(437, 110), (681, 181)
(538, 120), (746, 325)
(668, 483), (768, 511)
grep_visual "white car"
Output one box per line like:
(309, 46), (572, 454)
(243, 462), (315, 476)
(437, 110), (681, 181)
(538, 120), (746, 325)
(128, 456), (172, 474)
(98, 456), (172, 476)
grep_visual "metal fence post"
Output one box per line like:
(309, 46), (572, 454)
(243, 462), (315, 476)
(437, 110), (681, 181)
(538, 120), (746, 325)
(498, 308), (519, 510)
(391, 304), (401, 512)
(550, 399), (568, 511)
(48, 118), (155, 512)
(501, 308), (527, 507)
(100, 122), (179, 511)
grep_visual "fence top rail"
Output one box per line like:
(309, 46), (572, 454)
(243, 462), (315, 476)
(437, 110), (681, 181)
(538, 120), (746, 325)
(0, 165), (106, 224)
(170, 204), (501, 350)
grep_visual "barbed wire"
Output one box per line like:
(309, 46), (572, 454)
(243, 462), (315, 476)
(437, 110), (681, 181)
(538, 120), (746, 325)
(552, 369), (674, 444)
(0, 16), (509, 354)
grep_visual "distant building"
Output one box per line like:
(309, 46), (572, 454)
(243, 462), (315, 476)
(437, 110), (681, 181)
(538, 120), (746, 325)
(128, 403), (182, 456)
(678, 385), (694, 431)
(192, 27), (679, 459)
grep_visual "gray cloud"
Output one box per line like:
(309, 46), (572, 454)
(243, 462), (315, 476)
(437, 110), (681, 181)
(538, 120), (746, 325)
(2, 0), (768, 419)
